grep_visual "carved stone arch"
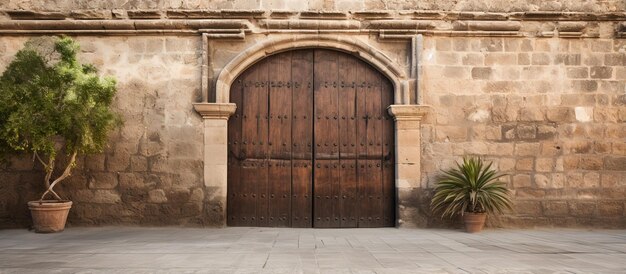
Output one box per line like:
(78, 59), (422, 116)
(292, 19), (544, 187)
(213, 35), (410, 105)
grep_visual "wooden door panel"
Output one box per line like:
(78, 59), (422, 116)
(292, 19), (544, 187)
(291, 50), (314, 160)
(381, 79), (396, 227)
(314, 160), (340, 228)
(291, 50), (314, 228)
(268, 51), (292, 160)
(292, 160), (312, 227)
(339, 159), (358, 227)
(228, 49), (394, 228)
(268, 159), (291, 227)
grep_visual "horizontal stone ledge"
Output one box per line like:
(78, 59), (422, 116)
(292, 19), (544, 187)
(269, 11), (298, 19)
(367, 20), (435, 30)
(3, 9), (625, 22)
(193, 103), (237, 120)
(509, 11), (626, 21)
(300, 11), (348, 19)
(453, 21), (521, 31)
(260, 19), (361, 30)
(351, 11), (393, 20)
(388, 105), (430, 122)
(378, 30), (524, 39)
(0, 29), (200, 35)
(557, 22), (588, 32)
(0, 19), (248, 31)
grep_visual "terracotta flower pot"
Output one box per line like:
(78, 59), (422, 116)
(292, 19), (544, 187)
(463, 212), (486, 233)
(28, 200), (72, 233)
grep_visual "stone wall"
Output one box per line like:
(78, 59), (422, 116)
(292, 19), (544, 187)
(1, 0), (624, 12)
(0, 36), (208, 227)
(0, 6), (625, 229)
(419, 37), (626, 227)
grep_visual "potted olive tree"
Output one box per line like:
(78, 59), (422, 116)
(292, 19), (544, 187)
(0, 36), (121, 233)
(431, 157), (513, 233)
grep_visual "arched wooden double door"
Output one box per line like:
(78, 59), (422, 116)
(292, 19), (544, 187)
(227, 49), (395, 228)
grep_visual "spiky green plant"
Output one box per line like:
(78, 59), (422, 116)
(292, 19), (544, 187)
(0, 36), (121, 201)
(431, 157), (513, 218)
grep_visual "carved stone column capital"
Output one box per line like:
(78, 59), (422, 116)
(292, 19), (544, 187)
(193, 103), (237, 120)
(387, 104), (429, 122)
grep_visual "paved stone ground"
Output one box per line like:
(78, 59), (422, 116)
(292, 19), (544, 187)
(0, 227), (625, 273)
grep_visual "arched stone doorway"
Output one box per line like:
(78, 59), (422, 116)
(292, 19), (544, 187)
(193, 35), (427, 228)
(227, 49), (395, 228)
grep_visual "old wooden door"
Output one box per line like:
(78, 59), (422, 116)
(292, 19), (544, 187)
(227, 49), (394, 228)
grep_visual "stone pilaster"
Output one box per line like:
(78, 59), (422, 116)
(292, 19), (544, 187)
(388, 105), (428, 227)
(193, 103), (236, 226)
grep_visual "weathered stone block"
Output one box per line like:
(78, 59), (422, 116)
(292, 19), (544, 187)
(517, 53), (530, 65)
(597, 201), (624, 216)
(471, 67), (492, 80)
(566, 67), (588, 79)
(531, 53), (550, 65)
(569, 80), (598, 92)
(583, 172), (600, 188)
(604, 156), (626, 170)
(579, 155), (603, 170)
(149, 189), (168, 203)
(88, 173), (118, 189)
(119, 173), (146, 189)
(92, 190), (122, 204)
(435, 126), (467, 142)
(554, 54), (581, 66)
(604, 53), (626, 66)
(516, 125), (537, 140)
(85, 155), (106, 171)
(435, 52), (460, 65)
(568, 201), (596, 217)
(542, 201), (569, 217)
(462, 53), (483, 66)
(514, 201), (542, 216)
(512, 174), (532, 188)
(480, 38), (503, 52)
(566, 172), (584, 188)
(498, 158), (516, 172)
(590, 66), (613, 79)
(484, 53), (517, 66)
(535, 158), (554, 172)
(516, 158), (534, 171)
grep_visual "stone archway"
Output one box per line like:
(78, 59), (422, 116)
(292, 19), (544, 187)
(213, 35), (410, 105)
(193, 35), (427, 227)
(227, 48), (396, 228)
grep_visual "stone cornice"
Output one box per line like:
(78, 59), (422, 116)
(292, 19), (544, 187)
(2, 9), (625, 21)
(388, 105), (429, 122)
(193, 103), (236, 120)
(0, 9), (624, 38)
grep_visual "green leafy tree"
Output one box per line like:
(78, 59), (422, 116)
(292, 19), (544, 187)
(0, 36), (121, 201)
(431, 157), (513, 218)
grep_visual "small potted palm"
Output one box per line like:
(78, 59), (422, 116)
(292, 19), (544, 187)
(0, 36), (121, 233)
(431, 157), (513, 233)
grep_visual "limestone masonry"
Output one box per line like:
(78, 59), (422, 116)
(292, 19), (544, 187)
(0, 0), (625, 228)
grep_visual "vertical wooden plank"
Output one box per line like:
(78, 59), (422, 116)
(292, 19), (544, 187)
(249, 59), (270, 227)
(291, 160), (312, 227)
(367, 68), (384, 227)
(338, 54), (358, 228)
(355, 59), (368, 228)
(227, 73), (244, 226)
(313, 49), (340, 228)
(268, 160), (291, 226)
(291, 50), (314, 227)
(381, 78), (395, 227)
(268, 52), (293, 227)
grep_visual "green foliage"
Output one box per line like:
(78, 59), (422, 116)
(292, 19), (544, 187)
(0, 36), (121, 183)
(431, 157), (513, 218)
